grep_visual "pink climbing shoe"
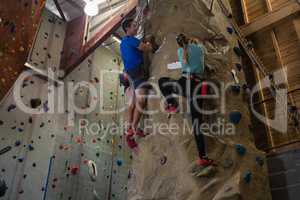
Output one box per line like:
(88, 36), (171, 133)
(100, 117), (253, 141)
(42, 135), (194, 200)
(201, 81), (208, 96)
(165, 104), (179, 113)
(196, 157), (216, 167)
(136, 129), (146, 137)
(126, 135), (138, 149)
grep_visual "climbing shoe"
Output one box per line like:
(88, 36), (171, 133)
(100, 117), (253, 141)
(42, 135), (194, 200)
(165, 104), (179, 113)
(126, 135), (138, 149)
(196, 157), (216, 167)
(125, 127), (134, 137)
(136, 129), (146, 137)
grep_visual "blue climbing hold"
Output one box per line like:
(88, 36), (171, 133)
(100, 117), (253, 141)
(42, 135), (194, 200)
(233, 46), (242, 57)
(116, 159), (123, 166)
(235, 144), (246, 156)
(28, 145), (34, 151)
(231, 85), (241, 94)
(227, 27), (234, 34)
(229, 111), (242, 124)
(243, 170), (252, 183)
(18, 158), (24, 163)
(235, 63), (242, 71)
(43, 101), (49, 112)
(255, 156), (264, 166)
(15, 141), (21, 147)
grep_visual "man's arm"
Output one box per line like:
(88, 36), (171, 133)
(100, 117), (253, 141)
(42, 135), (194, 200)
(138, 42), (152, 52)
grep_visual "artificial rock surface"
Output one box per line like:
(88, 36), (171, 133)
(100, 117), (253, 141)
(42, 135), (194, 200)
(127, 0), (272, 200)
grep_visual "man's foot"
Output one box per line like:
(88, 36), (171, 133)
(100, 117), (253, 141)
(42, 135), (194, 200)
(125, 127), (134, 137)
(196, 157), (216, 167)
(126, 135), (138, 149)
(136, 129), (146, 137)
(165, 104), (179, 113)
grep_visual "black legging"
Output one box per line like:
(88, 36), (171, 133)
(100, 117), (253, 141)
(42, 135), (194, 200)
(158, 76), (206, 158)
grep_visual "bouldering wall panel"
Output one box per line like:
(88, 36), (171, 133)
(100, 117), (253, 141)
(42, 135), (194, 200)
(0, 0), (45, 101)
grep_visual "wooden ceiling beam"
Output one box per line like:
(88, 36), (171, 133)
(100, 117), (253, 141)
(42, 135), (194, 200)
(63, 0), (138, 77)
(240, 1), (300, 36)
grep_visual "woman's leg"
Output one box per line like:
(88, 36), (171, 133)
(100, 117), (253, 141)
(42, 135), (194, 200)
(189, 79), (207, 158)
(158, 77), (179, 106)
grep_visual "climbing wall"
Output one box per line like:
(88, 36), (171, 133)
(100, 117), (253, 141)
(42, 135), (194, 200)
(26, 8), (67, 79)
(128, 0), (272, 199)
(0, 8), (131, 200)
(0, 0), (45, 101)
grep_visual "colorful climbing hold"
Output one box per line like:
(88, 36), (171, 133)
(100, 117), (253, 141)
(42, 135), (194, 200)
(231, 85), (241, 94)
(116, 159), (123, 166)
(235, 144), (246, 156)
(229, 111), (242, 124)
(255, 156), (264, 167)
(233, 46), (242, 57)
(30, 98), (41, 108)
(0, 179), (7, 197)
(7, 104), (16, 112)
(160, 156), (167, 165)
(227, 27), (234, 34)
(243, 170), (252, 183)
(235, 63), (242, 71)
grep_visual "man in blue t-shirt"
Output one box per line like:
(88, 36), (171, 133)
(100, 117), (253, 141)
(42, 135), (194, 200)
(120, 18), (152, 149)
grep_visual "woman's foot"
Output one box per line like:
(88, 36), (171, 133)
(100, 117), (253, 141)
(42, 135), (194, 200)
(135, 129), (146, 137)
(196, 157), (216, 167)
(165, 104), (179, 113)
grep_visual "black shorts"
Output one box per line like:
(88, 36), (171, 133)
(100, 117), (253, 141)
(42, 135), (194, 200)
(126, 65), (148, 89)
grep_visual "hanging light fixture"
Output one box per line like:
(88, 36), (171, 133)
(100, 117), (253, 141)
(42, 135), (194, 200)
(84, 0), (99, 16)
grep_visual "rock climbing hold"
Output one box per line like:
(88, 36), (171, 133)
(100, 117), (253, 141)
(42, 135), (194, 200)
(255, 156), (264, 166)
(87, 160), (97, 182)
(233, 46), (242, 57)
(160, 156), (167, 165)
(243, 170), (252, 183)
(231, 85), (240, 94)
(0, 146), (12, 155)
(7, 104), (16, 112)
(229, 111), (242, 124)
(15, 141), (21, 146)
(30, 98), (41, 108)
(0, 179), (8, 197)
(116, 159), (123, 166)
(28, 144), (34, 151)
(235, 63), (242, 71)
(43, 101), (49, 112)
(227, 27), (234, 34)
(0, 120), (3, 126)
(235, 144), (246, 156)
(70, 165), (79, 175)
(222, 158), (234, 168)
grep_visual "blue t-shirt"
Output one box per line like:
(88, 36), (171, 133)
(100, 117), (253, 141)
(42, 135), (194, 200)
(178, 44), (204, 74)
(120, 36), (143, 71)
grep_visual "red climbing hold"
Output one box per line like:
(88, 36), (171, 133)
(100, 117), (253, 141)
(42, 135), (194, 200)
(70, 165), (79, 175)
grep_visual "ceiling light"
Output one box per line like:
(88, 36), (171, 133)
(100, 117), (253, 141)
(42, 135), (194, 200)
(84, 1), (99, 16)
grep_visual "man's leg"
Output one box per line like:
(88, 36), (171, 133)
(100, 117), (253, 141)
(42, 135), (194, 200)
(125, 87), (135, 129)
(132, 87), (147, 131)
